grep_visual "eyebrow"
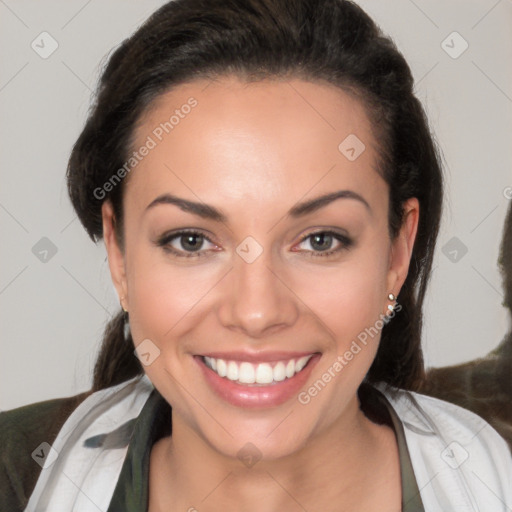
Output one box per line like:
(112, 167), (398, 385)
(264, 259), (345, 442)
(144, 189), (370, 222)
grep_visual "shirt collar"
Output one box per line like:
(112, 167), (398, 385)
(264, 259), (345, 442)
(104, 385), (424, 512)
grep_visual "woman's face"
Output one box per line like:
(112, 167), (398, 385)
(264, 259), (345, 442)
(103, 76), (418, 461)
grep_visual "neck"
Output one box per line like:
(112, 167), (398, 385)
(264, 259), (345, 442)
(149, 395), (400, 512)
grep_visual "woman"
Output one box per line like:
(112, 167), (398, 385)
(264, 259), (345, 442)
(1, 0), (510, 510)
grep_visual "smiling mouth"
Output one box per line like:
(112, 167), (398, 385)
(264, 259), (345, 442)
(201, 354), (315, 386)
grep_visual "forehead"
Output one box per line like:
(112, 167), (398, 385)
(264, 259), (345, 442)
(125, 76), (383, 215)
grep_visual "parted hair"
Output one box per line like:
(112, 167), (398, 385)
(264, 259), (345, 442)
(66, 0), (443, 392)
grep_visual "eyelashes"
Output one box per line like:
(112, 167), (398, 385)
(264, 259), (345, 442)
(155, 228), (354, 259)
(156, 230), (219, 258)
(293, 230), (353, 257)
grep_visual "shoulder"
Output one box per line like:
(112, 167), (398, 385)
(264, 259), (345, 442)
(389, 387), (510, 452)
(0, 391), (92, 512)
(379, 385), (512, 509)
(19, 376), (155, 511)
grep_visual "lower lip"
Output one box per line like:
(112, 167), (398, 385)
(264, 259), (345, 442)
(195, 354), (320, 408)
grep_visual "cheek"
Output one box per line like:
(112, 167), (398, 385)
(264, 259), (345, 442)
(124, 246), (220, 343)
(292, 247), (390, 350)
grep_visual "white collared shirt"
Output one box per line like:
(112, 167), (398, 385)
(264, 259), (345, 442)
(24, 376), (512, 511)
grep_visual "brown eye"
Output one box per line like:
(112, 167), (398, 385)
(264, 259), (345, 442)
(157, 230), (218, 258)
(295, 230), (353, 257)
(179, 233), (205, 252)
(309, 233), (334, 251)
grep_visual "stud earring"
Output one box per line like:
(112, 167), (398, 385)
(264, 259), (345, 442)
(387, 293), (396, 315)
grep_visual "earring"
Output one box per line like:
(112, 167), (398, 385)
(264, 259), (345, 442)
(120, 296), (130, 340)
(386, 293), (396, 315)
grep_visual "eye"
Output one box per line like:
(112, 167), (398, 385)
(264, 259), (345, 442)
(294, 230), (353, 257)
(156, 230), (219, 258)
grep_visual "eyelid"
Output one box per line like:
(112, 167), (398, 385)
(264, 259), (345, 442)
(156, 229), (221, 258)
(292, 229), (354, 256)
(155, 227), (353, 259)
(297, 226), (351, 241)
(156, 228), (216, 244)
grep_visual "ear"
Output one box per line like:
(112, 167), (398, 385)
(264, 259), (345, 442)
(102, 201), (129, 311)
(387, 197), (420, 295)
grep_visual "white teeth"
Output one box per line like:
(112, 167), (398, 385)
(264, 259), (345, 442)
(239, 362), (256, 384)
(273, 362), (286, 382)
(227, 361), (239, 381)
(255, 363), (273, 384)
(285, 360), (295, 378)
(203, 354), (314, 385)
(295, 356), (310, 372)
(216, 358), (227, 377)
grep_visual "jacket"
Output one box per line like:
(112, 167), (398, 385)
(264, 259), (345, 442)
(1, 375), (511, 511)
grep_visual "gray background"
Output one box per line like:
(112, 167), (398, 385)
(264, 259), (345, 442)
(1, 0), (511, 410)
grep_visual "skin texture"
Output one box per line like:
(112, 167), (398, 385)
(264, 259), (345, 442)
(102, 76), (419, 511)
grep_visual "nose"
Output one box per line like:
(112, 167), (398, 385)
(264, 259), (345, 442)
(217, 250), (299, 338)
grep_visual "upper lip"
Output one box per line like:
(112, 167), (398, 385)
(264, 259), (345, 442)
(198, 351), (319, 363)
